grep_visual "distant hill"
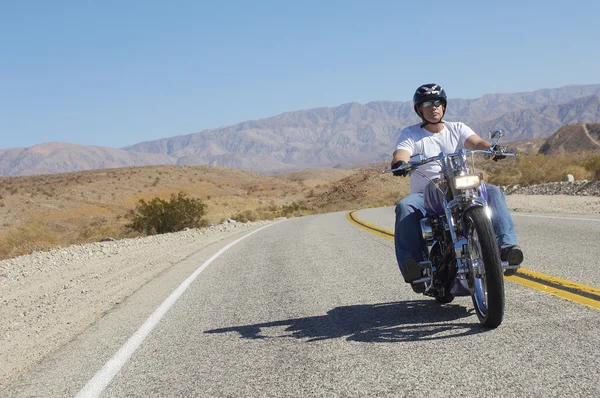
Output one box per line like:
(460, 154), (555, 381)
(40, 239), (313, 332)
(539, 123), (600, 154)
(0, 143), (174, 176)
(2, 84), (600, 176)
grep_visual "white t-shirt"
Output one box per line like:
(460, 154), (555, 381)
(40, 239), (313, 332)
(395, 121), (477, 194)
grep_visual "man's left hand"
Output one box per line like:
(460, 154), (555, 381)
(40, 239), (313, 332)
(490, 145), (507, 161)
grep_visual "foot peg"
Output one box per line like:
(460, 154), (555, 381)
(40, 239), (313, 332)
(502, 260), (521, 276)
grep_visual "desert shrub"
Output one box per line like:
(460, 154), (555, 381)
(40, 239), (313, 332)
(487, 153), (597, 185)
(280, 201), (309, 216)
(564, 165), (588, 181)
(231, 209), (259, 223)
(518, 155), (566, 183)
(126, 192), (208, 235)
(581, 157), (600, 180)
(75, 217), (132, 243)
(0, 222), (58, 258)
(230, 202), (314, 222)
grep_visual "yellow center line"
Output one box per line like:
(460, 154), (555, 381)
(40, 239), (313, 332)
(347, 210), (600, 311)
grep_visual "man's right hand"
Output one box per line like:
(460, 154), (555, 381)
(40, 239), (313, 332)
(391, 160), (408, 177)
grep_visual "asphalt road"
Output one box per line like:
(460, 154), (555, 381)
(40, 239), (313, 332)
(4, 208), (600, 397)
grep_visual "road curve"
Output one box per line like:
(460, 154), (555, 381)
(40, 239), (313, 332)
(4, 209), (600, 397)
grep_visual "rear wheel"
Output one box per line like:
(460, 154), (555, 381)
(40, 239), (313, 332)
(429, 241), (456, 304)
(465, 207), (504, 328)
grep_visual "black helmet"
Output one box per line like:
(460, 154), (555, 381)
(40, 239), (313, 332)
(413, 83), (447, 125)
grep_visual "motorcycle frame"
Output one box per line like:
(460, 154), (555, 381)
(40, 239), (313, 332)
(412, 149), (489, 290)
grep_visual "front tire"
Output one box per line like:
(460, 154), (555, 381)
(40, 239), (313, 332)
(465, 207), (504, 328)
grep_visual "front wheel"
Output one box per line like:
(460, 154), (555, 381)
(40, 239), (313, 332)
(465, 207), (504, 328)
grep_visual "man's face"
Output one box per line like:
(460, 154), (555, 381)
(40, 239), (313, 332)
(419, 100), (445, 123)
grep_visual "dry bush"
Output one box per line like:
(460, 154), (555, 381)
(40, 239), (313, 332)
(487, 153), (598, 185)
(126, 192), (208, 235)
(230, 210), (260, 223)
(0, 222), (58, 258)
(581, 157), (600, 180)
(231, 202), (313, 223)
(76, 220), (134, 244)
(564, 165), (589, 180)
(518, 155), (570, 183)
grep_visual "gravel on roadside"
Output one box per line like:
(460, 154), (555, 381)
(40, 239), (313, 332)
(502, 180), (600, 197)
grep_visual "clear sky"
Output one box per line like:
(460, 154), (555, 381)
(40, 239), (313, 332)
(2, 0), (599, 149)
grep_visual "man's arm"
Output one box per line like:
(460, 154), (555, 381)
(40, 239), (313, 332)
(464, 134), (491, 150)
(391, 149), (411, 168)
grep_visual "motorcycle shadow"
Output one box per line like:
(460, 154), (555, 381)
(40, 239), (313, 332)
(205, 300), (488, 343)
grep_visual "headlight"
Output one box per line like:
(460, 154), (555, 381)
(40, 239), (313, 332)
(453, 174), (481, 189)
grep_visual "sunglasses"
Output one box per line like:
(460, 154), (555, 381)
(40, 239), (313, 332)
(422, 100), (444, 108)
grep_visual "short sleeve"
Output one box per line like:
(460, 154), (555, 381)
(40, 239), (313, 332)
(395, 128), (415, 155)
(458, 122), (477, 146)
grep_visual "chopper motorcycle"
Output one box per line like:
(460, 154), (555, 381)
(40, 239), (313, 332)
(383, 130), (518, 328)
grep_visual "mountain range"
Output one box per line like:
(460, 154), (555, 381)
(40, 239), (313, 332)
(2, 84), (600, 176)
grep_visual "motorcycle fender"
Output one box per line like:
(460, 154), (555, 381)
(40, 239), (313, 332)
(460, 202), (490, 226)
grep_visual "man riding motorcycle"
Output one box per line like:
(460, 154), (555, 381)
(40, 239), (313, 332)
(391, 83), (523, 292)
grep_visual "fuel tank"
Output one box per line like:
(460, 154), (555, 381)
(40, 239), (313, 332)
(424, 179), (447, 215)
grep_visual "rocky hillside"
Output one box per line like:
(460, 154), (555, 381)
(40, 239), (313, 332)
(539, 123), (600, 154)
(2, 84), (600, 176)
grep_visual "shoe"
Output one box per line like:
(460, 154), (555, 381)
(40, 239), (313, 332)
(403, 258), (426, 293)
(411, 281), (426, 294)
(403, 258), (423, 283)
(501, 245), (523, 276)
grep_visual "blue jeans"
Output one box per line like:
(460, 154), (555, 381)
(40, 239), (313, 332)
(394, 184), (518, 278)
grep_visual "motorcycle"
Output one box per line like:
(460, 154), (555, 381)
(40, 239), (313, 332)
(382, 130), (518, 328)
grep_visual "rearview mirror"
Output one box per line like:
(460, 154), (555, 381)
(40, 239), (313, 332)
(489, 130), (504, 140)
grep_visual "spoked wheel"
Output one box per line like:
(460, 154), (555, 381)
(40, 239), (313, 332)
(428, 241), (455, 304)
(465, 207), (504, 328)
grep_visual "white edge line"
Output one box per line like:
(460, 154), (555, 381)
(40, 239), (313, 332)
(511, 212), (600, 222)
(75, 222), (278, 398)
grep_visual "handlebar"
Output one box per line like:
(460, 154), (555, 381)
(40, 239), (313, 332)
(381, 147), (517, 175)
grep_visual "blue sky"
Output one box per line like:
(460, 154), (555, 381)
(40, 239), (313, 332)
(1, 0), (599, 149)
